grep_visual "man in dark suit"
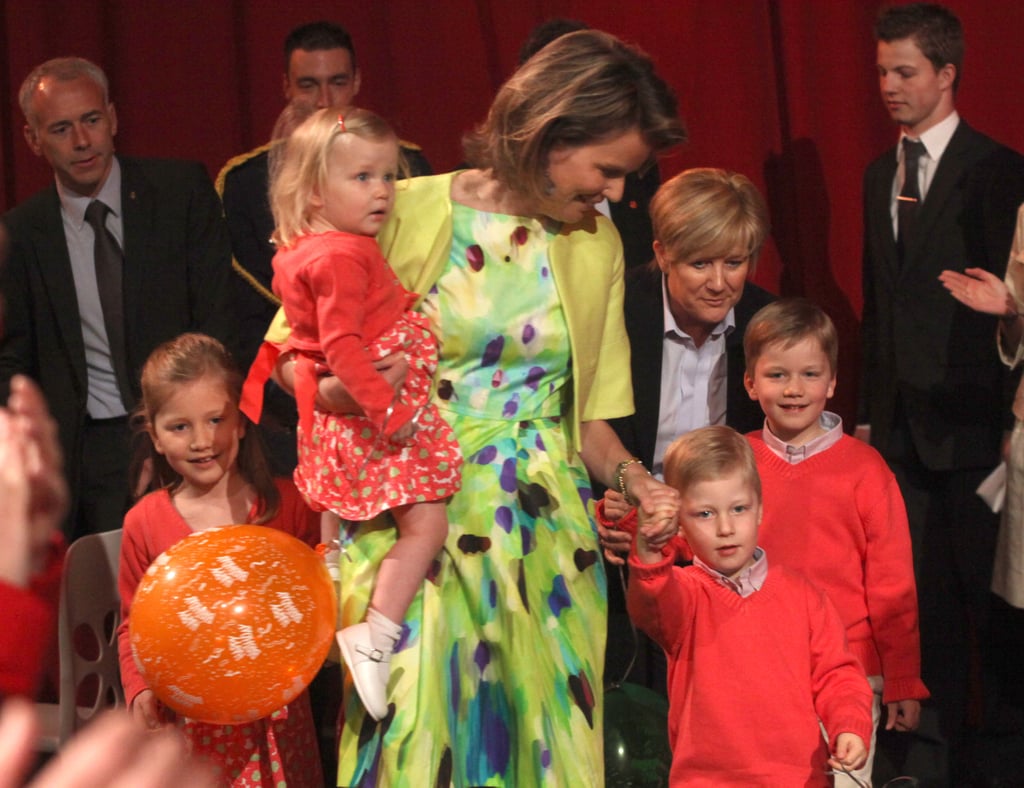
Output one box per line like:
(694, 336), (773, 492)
(219, 21), (430, 474)
(0, 57), (234, 542)
(859, 4), (1024, 781)
(220, 21), (431, 369)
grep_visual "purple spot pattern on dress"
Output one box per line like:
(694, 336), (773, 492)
(495, 506), (513, 533)
(481, 336), (504, 367)
(502, 393), (519, 418)
(474, 641), (491, 673)
(474, 445), (498, 465)
(467, 244), (484, 271)
(525, 366), (545, 391)
(522, 323), (535, 344)
(548, 574), (571, 616)
(500, 458), (517, 493)
(472, 682), (512, 778)
(521, 526), (534, 556)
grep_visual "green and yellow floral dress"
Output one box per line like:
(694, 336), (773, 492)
(335, 202), (608, 787)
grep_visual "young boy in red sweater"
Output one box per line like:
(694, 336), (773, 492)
(627, 425), (873, 786)
(743, 298), (929, 785)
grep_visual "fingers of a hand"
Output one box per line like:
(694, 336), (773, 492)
(0, 698), (41, 788)
(31, 713), (214, 788)
(603, 548), (625, 565)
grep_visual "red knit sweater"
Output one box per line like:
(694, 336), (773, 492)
(273, 231), (420, 436)
(748, 432), (928, 704)
(627, 552), (873, 786)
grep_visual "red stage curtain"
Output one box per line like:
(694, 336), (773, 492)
(3, 0), (1023, 423)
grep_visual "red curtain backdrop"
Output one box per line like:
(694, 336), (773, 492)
(3, 0), (1023, 423)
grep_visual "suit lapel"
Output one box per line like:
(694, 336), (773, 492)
(907, 124), (968, 262)
(31, 190), (88, 393)
(634, 270), (663, 462)
(119, 158), (153, 371)
(870, 151), (901, 280)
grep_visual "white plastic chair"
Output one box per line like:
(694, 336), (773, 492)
(37, 529), (125, 750)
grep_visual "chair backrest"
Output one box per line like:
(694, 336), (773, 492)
(57, 528), (125, 743)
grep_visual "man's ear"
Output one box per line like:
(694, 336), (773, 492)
(23, 124), (42, 157)
(108, 102), (118, 138)
(351, 68), (362, 99)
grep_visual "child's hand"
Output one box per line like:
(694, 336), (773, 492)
(885, 698), (921, 732)
(828, 732), (867, 772)
(637, 495), (680, 550)
(597, 490), (634, 565)
(130, 690), (166, 731)
(602, 489), (632, 522)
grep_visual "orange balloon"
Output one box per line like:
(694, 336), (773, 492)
(129, 525), (336, 724)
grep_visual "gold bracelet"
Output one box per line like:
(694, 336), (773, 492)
(615, 457), (645, 506)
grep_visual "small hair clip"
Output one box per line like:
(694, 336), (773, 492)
(337, 114), (346, 132)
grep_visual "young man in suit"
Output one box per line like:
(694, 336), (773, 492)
(0, 57), (234, 542)
(859, 4), (1024, 782)
(218, 21), (429, 474)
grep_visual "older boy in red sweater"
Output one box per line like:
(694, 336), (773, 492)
(743, 298), (929, 785)
(627, 425), (872, 786)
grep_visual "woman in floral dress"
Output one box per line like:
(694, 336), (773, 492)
(273, 30), (685, 787)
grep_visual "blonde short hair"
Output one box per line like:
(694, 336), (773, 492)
(463, 29), (686, 207)
(663, 425), (761, 502)
(743, 298), (839, 377)
(270, 107), (398, 247)
(650, 168), (769, 271)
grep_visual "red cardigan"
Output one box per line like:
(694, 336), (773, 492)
(0, 535), (63, 698)
(273, 231), (419, 437)
(627, 552), (873, 786)
(748, 432), (928, 704)
(116, 479), (318, 704)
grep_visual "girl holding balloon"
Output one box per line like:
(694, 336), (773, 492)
(116, 332), (323, 787)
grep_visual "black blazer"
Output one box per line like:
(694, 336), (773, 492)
(609, 264), (775, 470)
(0, 156), (234, 512)
(861, 121), (1024, 471)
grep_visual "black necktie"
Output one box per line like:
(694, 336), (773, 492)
(84, 200), (134, 409)
(897, 138), (926, 261)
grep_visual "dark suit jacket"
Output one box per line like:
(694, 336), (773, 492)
(219, 141), (432, 368)
(0, 156), (234, 516)
(609, 167), (660, 271)
(861, 121), (1024, 471)
(609, 264), (775, 470)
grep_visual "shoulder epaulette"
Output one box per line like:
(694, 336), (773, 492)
(215, 140), (283, 307)
(214, 141), (278, 197)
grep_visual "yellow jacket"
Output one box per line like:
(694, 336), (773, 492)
(269, 172), (635, 451)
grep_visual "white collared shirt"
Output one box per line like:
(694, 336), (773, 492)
(693, 546), (767, 598)
(760, 411), (843, 464)
(890, 110), (960, 236)
(652, 275), (733, 480)
(58, 158), (127, 418)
